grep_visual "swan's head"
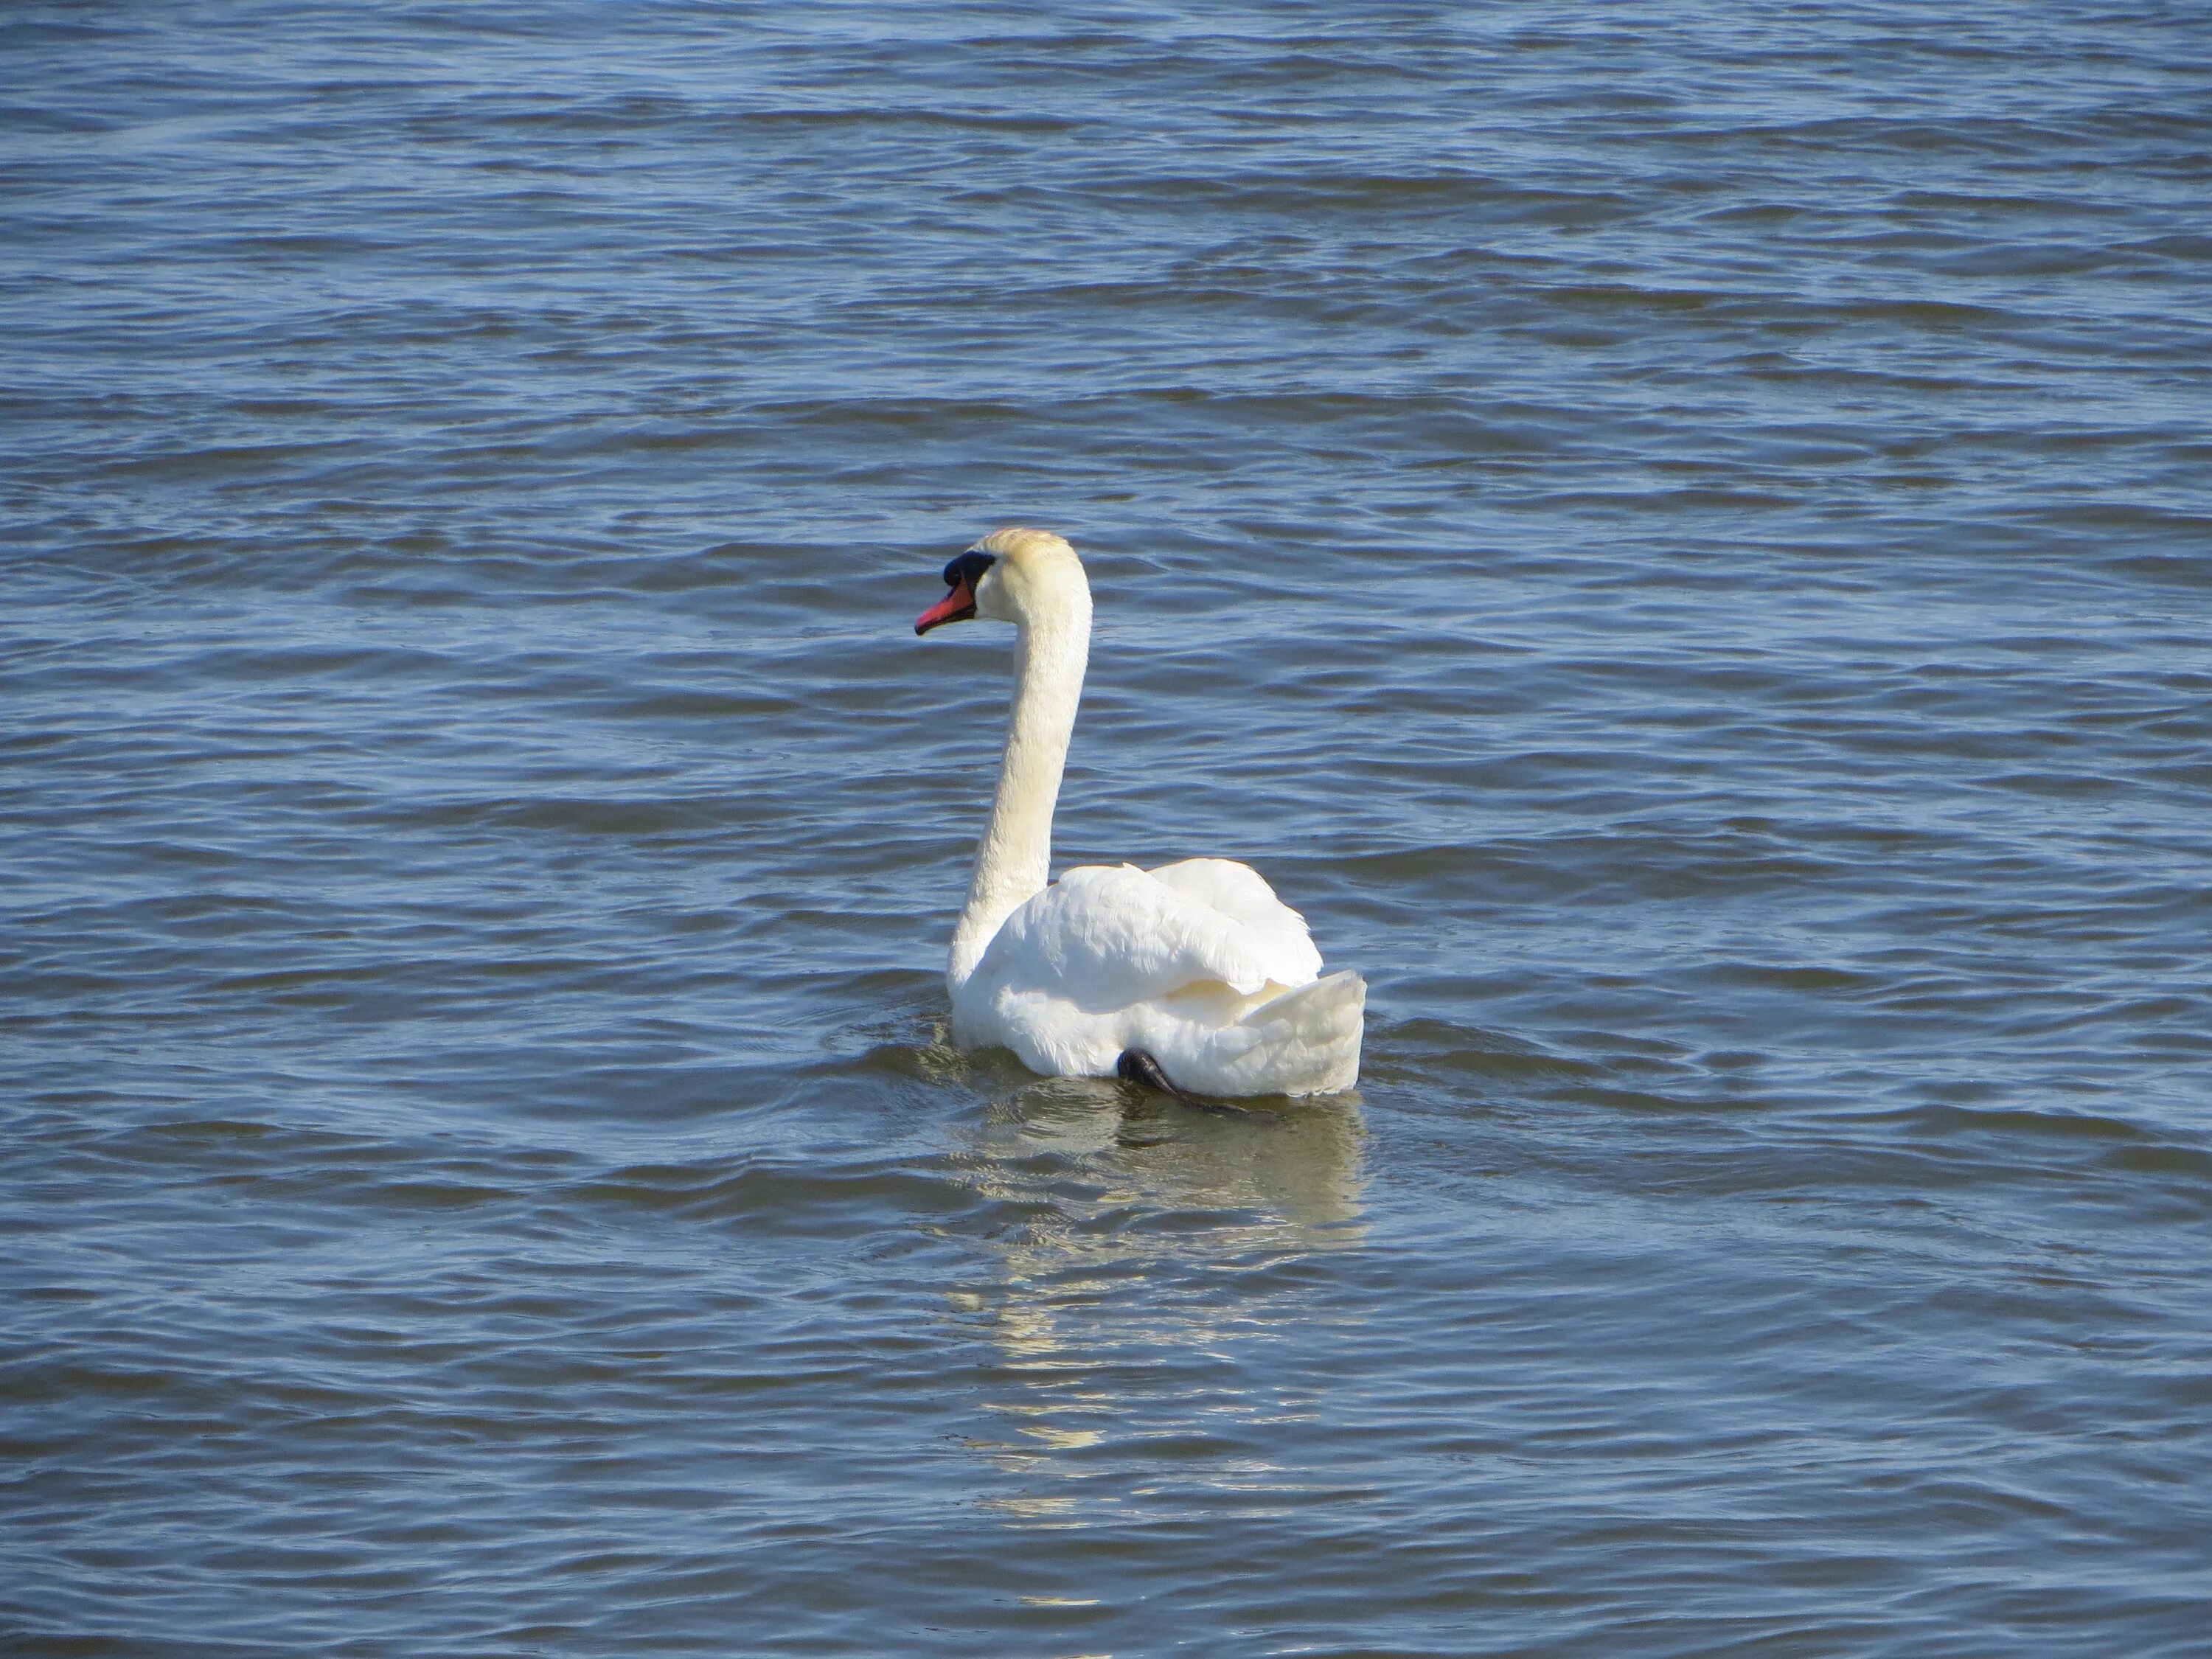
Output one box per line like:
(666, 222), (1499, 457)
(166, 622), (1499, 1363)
(915, 527), (1088, 636)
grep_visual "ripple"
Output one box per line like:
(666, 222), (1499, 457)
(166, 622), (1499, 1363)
(6, 0), (2212, 1652)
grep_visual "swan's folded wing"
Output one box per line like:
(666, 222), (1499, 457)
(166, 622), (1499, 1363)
(981, 863), (1311, 1013)
(1145, 858), (1324, 986)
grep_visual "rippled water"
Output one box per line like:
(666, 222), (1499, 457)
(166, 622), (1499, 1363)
(7, 3), (2212, 1652)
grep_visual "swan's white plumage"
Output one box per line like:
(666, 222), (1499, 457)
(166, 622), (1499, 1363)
(925, 527), (1362, 1097)
(973, 861), (1314, 1010)
(950, 858), (1360, 1096)
(1145, 858), (1324, 986)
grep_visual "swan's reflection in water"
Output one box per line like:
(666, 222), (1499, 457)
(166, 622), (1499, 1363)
(939, 1071), (1367, 1531)
(968, 1074), (1366, 1234)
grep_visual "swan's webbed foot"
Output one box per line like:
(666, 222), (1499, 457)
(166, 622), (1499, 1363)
(1114, 1048), (1277, 1124)
(1114, 1048), (1185, 1096)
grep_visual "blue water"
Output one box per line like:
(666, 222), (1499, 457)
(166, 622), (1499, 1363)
(6, 3), (2212, 1653)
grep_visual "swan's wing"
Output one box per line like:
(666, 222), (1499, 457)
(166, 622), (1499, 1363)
(1132, 970), (1365, 1097)
(1145, 858), (1324, 986)
(978, 862), (1316, 1013)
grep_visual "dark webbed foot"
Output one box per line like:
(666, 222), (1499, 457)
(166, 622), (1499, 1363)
(1114, 1048), (1277, 1124)
(1115, 1048), (1184, 1095)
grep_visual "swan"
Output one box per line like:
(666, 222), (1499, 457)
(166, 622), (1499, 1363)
(914, 527), (1363, 1097)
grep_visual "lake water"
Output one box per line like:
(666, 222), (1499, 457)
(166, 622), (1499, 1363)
(6, 3), (2211, 1653)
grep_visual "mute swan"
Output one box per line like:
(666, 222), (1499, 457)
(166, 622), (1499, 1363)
(914, 527), (1363, 1097)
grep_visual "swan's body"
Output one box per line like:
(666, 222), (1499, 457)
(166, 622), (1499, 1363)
(916, 528), (1362, 1097)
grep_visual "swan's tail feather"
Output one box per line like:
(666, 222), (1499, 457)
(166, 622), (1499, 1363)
(1034, 970), (1367, 1099)
(1237, 970), (1365, 1096)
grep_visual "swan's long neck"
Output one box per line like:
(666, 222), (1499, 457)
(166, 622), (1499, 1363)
(948, 588), (1090, 995)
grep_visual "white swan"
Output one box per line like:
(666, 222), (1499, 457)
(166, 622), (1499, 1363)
(915, 527), (1363, 1097)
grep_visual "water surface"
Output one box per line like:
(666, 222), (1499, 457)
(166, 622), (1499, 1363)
(6, 2), (2212, 1653)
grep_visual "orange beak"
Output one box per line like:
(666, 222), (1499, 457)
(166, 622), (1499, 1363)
(915, 577), (976, 635)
